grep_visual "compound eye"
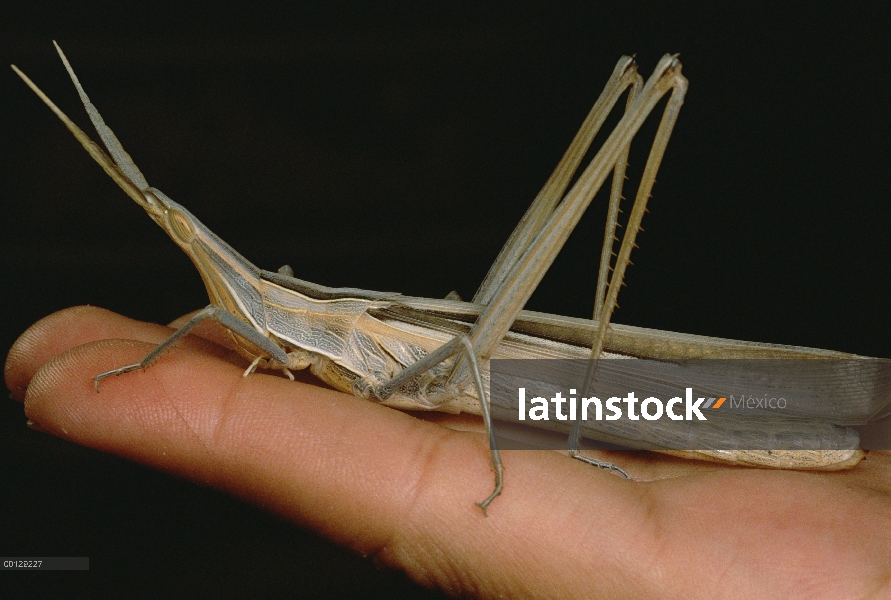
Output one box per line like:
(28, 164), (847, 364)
(143, 190), (162, 209)
(167, 207), (195, 243)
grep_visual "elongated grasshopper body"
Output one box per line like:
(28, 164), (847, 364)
(13, 43), (880, 511)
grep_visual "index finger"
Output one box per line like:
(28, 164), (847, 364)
(5, 306), (646, 598)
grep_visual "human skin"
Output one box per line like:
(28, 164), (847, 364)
(6, 306), (891, 599)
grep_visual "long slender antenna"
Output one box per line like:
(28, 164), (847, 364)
(10, 63), (149, 209)
(52, 40), (150, 191)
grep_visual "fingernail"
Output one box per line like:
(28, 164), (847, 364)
(26, 419), (51, 434)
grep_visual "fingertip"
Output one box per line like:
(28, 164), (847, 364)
(22, 338), (146, 443)
(5, 305), (238, 403)
(6, 305), (105, 401)
(20, 336), (247, 472)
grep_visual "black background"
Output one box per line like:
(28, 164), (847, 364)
(2, 3), (889, 598)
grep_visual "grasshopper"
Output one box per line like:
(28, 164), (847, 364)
(12, 43), (877, 513)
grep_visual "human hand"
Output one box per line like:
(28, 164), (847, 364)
(6, 306), (891, 599)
